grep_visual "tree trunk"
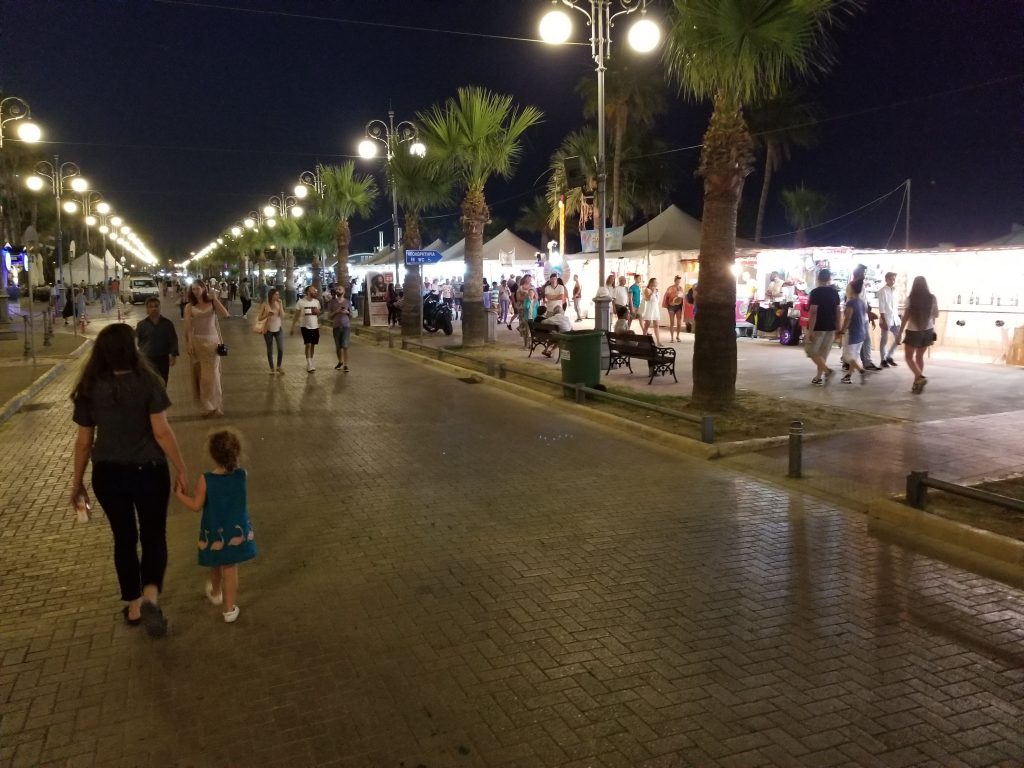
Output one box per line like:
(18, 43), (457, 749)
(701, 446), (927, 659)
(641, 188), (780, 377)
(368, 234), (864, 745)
(611, 109), (627, 227)
(336, 220), (351, 297)
(401, 210), (423, 337)
(754, 141), (777, 245)
(691, 96), (754, 411)
(285, 250), (296, 306)
(312, 251), (322, 292)
(461, 189), (488, 347)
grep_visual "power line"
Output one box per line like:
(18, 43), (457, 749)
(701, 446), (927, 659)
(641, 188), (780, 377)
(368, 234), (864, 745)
(759, 181), (908, 241)
(152, 0), (585, 46)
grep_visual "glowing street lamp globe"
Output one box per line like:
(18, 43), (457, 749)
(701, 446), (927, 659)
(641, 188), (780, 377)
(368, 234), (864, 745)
(25, 175), (44, 191)
(70, 177), (89, 193)
(96, 201), (111, 215)
(99, 225), (109, 234)
(539, 9), (572, 44)
(85, 215), (97, 226)
(110, 216), (123, 227)
(266, 218), (277, 228)
(62, 200), (78, 214)
(263, 205), (275, 218)
(628, 17), (661, 52)
(410, 141), (426, 157)
(291, 205), (303, 218)
(17, 121), (41, 143)
(357, 139), (378, 159)
(293, 184), (308, 199)
(243, 218), (255, 229)
(230, 226), (242, 237)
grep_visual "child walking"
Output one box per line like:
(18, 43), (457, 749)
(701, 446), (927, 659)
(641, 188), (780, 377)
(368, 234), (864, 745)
(175, 428), (256, 623)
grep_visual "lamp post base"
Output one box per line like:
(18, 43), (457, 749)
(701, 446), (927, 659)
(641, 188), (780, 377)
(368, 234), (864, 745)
(592, 293), (611, 371)
(0, 294), (16, 340)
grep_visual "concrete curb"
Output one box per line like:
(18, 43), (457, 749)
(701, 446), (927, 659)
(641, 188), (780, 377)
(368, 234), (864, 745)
(867, 497), (1024, 588)
(0, 340), (92, 426)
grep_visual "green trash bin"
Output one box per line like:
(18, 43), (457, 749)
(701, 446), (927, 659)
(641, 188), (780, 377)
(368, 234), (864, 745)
(558, 330), (603, 392)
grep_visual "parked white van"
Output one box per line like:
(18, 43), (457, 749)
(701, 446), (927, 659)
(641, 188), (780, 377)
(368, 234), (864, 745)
(122, 274), (160, 304)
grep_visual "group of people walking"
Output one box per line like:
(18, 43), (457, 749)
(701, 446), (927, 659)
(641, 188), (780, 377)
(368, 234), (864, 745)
(805, 266), (939, 393)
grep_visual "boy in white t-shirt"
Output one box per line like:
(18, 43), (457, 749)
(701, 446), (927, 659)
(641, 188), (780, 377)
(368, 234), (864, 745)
(290, 286), (322, 372)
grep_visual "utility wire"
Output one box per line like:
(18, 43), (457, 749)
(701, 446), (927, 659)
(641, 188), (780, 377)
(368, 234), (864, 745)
(758, 181), (908, 241)
(884, 185), (909, 249)
(152, 0), (585, 46)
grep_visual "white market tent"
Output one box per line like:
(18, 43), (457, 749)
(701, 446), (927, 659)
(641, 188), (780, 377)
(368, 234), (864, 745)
(981, 224), (1024, 247)
(65, 251), (120, 283)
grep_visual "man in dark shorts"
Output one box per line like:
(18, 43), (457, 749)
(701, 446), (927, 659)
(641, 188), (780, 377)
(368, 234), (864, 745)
(291, 286), (321, 372)
(805, 269), (841, 386)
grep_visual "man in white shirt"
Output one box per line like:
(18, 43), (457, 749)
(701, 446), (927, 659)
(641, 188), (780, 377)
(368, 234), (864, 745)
(543, 273), (566, 310)
(539, 303), (572, 356)
(290, 286), (322, 372)
(612, 276), (629, 326)
(877, 271), (899, 368)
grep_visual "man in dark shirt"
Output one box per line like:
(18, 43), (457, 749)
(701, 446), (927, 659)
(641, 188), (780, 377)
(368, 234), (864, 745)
(805, 268), (841, 386)
(136, 297), (179, 384)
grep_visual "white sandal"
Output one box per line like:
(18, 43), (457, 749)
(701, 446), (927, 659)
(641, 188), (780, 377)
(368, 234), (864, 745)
(205, 581), (223, 606)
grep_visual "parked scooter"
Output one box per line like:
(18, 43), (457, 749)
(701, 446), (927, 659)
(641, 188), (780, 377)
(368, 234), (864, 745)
(423, 290), (454, 335)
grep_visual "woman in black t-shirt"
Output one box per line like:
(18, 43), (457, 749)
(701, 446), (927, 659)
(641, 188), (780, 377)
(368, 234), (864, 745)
(70, 324), (189, 637)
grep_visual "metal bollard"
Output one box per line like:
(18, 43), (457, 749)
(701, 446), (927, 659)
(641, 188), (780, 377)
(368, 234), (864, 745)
(574, 383), (585, 404)
(23, 316), (30, 359)
(486, 360), (496, 378)
(906, 470), (929, 509)
(787, 420), (803, 478)
(700, 415), (715, 444)
(498, 363), (507, 380)
(388, 332), (394, 348)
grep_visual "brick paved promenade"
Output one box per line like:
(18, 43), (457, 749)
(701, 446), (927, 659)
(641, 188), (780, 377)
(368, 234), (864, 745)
(1, 306), (1022, 767)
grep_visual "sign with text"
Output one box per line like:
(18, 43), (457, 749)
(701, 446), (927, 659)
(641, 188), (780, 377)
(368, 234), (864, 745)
(579, 226), (624, 253)
(405, 249), (443, 265)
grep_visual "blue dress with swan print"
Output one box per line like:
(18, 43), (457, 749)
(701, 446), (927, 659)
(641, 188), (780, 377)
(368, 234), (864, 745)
(197, 469), (257, 566)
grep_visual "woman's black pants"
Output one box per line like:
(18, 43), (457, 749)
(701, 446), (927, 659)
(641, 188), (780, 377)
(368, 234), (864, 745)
(92, 461), (171, 601)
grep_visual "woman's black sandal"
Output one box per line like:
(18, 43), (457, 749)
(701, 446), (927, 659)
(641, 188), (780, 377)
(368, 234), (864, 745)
(121, 606), (141, 626)
(140, 601), (168, 637)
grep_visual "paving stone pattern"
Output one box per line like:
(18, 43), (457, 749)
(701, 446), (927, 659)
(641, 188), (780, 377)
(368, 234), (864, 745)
(1, 310), (1022, 767)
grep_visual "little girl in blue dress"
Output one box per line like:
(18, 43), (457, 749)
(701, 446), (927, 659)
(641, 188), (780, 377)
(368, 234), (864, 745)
(175, 428), (256, 623)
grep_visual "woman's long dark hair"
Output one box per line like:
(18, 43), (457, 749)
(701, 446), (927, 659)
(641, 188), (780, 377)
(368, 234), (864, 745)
(188, 279), (209, 306)
(906, 276), (934, 329)
(70, 324), (159, 402)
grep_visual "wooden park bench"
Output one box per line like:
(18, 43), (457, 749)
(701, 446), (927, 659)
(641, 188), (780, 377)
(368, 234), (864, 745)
(527, 321), (561, 360)
(605, 331), (677, 384)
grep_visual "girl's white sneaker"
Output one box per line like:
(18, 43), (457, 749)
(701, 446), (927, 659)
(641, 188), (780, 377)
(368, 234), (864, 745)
(205, 581), (223, 606)
(222, 605), (240, 623)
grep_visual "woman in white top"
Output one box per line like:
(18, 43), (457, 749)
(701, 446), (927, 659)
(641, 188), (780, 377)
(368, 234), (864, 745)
(898, 275), (939, 394)
(255, 287), (286, 374)
(639, 277), (662, 344)
(184, 279), (230, 417)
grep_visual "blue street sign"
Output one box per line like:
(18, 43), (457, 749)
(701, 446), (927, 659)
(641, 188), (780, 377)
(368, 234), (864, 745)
(405, 249), (443, 265)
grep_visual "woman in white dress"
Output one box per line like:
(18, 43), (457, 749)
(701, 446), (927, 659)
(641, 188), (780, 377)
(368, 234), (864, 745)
(640, 277), (662, 344)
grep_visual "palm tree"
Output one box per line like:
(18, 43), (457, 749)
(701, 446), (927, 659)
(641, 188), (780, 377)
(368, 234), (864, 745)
(516, 196), (552, 251)
(664, 0), (859, 410)
(389, 148), (453, 337)
(317, 162), (379, 299)
(418, 86), (543, 347)
(578, 59), (666, 226)
(545, 127), (597, 232)
(747, 89), (818, 243)
(781, 184), (829, 247)
(296, 212), (336, 292)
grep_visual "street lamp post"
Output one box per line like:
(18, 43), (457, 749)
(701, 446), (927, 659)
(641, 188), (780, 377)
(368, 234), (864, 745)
(295, 166), (329, 292)
(358, 109), (426, 328)
(94, 202), (113, 311)
(26, 158), (88, 316)
(0, 96), (42, 150)
(264, 193), (303, 305)
(75, 190), (103, 297)
(0, 96), (42, 339)
(539, 0), (660, 331)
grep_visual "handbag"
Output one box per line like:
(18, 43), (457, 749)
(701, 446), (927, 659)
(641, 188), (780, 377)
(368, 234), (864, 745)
(252, 314), (267, 334)
(215, 315), (228, 356)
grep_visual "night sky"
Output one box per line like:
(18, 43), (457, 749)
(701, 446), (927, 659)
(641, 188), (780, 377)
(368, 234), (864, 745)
(4, 0), (1021, 262)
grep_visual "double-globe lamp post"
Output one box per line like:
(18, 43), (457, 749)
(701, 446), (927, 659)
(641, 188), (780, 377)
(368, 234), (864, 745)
(264, 194), (303, 305)
(539, 0), (660, 331)
(0, 96), (42, 338)
(26, 160), (89, 311)
(358, 110), (426, 326)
